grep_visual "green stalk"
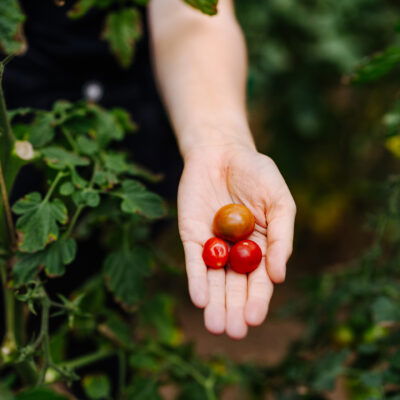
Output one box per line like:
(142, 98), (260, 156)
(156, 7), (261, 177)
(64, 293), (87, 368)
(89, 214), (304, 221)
(43, 171), (65, 203)
(0, 57), (16, 249)
(36, 295), (51, 386)
(61, 347), (115, 370)
(0, 260), (38, 385)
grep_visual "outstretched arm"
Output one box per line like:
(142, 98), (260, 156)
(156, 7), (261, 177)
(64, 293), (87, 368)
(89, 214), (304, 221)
(148, 0), (296, 339)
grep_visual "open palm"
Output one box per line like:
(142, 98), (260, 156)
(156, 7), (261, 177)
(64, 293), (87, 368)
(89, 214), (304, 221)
(178, 144), (296, 339)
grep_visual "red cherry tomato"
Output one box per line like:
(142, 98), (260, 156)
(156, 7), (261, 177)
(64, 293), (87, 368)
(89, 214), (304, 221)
(202, 237), (229, 269)
(213, 204), (255, 242)
(229, 240), (262, 274)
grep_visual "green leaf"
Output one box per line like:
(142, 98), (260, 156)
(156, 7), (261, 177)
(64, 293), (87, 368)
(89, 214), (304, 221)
(76, 135), (99, 155)
(41, 146), (89, 170)
(13, 192), (68, 253)
(101, 152), (162, 182)
(184, 0), (218, 16)
(113, 179), (166, 219)
(139, 293), (181, 345)
(311, 350), (349, 391)
(82, 374), (111, 400)
(72, 189), (101, 208)
(13, 238), (77, 284)
(99, 312), (133, 348)
(126, 377), (162, 400)
(15, 387), (67, 400)
(130, 348), (160, 372)
(28, 112), (57, 148)
(59, 182), (75, 196)
(90, 105), (125, 147)
(0, 0), (26, 55)
(372, 297), (400, 323)
(68, 0), (114, 19)
(111, 108), (137, 132)
(103, 246), (153, 307)
(102, 8), (142, 68)
(352, 47), (400, 83)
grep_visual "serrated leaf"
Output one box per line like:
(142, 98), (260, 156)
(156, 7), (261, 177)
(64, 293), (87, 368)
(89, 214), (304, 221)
(352, 47), (400, 83)
(184, 0), (218, 15)
(103, 246), (153, 307)
(0, 0), (26, 55)
(73, 190), (101, 208)
(90, 105), (125, 147)
(76, 135), (99, 155)
(13, 193), (68, 252)
(113, 179), (166, 219)
(41, 146), (89, 170)
(68, 0), (114, 19)
(82, 374), (111, 400)
(15, 387), (67, 400)
(28, 112), (57, 148)
(13, 239), (77, 284)
(102, 8), (142, 68)
(111, 108), (137, 132)
(101, 153), (162, 182)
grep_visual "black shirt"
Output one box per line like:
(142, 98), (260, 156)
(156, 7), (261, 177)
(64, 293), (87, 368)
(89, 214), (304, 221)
(4, 0), (181, 198)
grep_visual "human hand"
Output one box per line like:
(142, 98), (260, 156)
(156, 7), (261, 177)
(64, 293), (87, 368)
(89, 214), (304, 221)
(178, 143), (296, 339)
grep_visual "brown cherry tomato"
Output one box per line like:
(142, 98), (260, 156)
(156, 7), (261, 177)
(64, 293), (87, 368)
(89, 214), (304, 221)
(213, 204), (255, 242)
(229, 239), (262, 274)
(202, 237), (229, 269)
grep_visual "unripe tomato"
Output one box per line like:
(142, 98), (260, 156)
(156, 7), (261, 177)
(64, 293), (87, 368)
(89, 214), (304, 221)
(202, 237), (229, 269)
(229, 240), (262, 274)
(332, 325), (355, 346)
(213, 204), (255, 242)
(362, 325), (389, 343)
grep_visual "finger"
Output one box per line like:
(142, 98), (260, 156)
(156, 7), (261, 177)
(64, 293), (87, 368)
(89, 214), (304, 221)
(204, 268), (226, 335)
(225, 269), (248, 340)
(245, 262), (274, 326)
(183, 241), (208, 308)
(266, 198), (296, 283)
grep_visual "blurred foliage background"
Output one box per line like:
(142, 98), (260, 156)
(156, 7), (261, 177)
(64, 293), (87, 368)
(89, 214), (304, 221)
(2, 0), (400, 398)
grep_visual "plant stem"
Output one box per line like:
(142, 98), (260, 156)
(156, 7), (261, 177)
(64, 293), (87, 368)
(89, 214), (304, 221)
(117, 349), (127, 400)
(0, 261), (38, 385)
(61, 347), (115, 370)
(0, 162), (16, 248)
(63, 162), (98, 238)
(0, 260), (17, 353)
(63, 205), (84, 238)
(62, 127), (79, 153)
(43, 171), (65, 203)
(0, 58), (15, 164)
(0, 57), (16, 249)
(36, 294), (51, 386)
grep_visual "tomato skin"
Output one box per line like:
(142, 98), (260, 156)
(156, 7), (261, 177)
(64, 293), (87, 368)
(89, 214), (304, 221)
(213, 204), (255, 242)
(229, 240), (262, 274)
(202, 237), (229, 269)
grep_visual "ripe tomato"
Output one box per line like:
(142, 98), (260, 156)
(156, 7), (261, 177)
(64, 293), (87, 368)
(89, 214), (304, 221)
(202, 237), (229, 269)
(229, 240), (262, 274)
(213, 204), (255, 242)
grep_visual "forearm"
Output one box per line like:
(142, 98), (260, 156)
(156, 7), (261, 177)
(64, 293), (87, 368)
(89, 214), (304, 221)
(148, 0), (255, 159)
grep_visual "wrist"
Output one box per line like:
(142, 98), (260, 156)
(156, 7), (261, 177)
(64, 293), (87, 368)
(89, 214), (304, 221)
(177, 120), (256, 162)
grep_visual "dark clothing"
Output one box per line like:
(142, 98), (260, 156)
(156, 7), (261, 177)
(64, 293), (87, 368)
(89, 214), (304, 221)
(4, 0), (181, 198)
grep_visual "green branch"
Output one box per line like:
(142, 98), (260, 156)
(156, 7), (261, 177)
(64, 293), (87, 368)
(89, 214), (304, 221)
(0, 162), (16, 248)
